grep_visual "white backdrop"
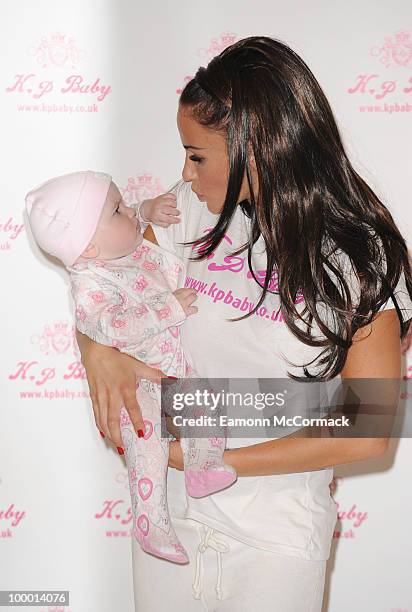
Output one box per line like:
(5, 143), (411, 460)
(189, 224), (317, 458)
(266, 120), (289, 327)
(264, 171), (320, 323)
(1, 1), (412, 611)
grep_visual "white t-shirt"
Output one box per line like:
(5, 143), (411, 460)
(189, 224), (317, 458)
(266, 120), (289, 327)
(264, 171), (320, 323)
(152, 179), (412, 561)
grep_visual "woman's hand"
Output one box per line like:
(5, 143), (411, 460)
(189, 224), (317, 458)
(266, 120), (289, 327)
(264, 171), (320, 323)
(76, 330), (165, 449)
(166, 437), (341, 490)
(168, 439), (184, 471)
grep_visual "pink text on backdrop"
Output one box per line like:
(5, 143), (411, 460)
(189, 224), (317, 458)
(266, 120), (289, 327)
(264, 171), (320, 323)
(6, 74), (111, 102)
(347, 74), (412, 99)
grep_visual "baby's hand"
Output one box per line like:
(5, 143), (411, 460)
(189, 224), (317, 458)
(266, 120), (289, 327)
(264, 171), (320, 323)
(173, 288), (198, 316)
(140, 193), (180, 227)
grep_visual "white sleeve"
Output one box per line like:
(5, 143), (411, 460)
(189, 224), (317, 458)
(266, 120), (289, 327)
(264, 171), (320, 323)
(151, 179), (191, 259)
(130, 201), (149, 232)
(321, 241), (412, 327)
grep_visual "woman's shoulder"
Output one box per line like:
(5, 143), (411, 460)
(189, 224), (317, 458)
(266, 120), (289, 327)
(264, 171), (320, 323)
(320, 231), (412, 325)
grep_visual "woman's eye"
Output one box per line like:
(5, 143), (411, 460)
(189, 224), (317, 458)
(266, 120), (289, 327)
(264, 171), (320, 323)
(189, 155), (203, 164)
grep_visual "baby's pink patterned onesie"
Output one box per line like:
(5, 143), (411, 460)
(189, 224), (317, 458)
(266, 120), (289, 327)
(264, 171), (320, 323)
(69, 239), (236, 564)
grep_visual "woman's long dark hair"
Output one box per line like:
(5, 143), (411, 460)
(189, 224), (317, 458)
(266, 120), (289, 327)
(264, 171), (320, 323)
(179, 35), (412, 380)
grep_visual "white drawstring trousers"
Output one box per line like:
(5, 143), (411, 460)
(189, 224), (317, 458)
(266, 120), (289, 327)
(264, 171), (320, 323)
(192, 526), (230, 601)
(131, 516), (327, 611)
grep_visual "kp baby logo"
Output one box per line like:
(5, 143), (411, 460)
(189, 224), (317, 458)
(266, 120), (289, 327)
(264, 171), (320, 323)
(5, 31), (112, 115)
(347, 30), (412, 114)
(332, 478), (369, 539)
(9, 321), (88, 401)
(334, 502), (368, 538)
(0, 502), (27, 538)
(184, 226), (304, 323)
(176, 32), (239, 94)
(121, 173), (165, 206)
(94, 471), (133, 539)
(0, 215), (25, 253)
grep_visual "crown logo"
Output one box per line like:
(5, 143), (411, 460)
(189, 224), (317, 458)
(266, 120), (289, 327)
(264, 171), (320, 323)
(29, 32), (85, 69)
(159, 340), (173, 354)
(51, 33), (69, 43)
(395, 31), (409, 43)
(121, 173), (164, 204)
(30, 321), (78, 356)
(138, 173), (152, 185)
(115, 471), (130, 490)
(370, 30), (412, 68)
(221, 33), (237, 46)
(198, 32), (238, 61)
(53, 322), (69, 332)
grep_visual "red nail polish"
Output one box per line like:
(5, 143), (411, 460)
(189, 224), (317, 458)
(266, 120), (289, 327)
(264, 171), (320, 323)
(99, 431), (105, 438)
(137, 429), (144, 438)
(117, 447), (124, 455)
(167, 376), (178, 380)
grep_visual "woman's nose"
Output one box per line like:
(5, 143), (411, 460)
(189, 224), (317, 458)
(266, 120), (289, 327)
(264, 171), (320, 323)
(182, 159), (197, 183)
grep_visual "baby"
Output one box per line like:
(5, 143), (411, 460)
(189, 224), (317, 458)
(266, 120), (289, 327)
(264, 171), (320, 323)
(25, 170), (237, 564)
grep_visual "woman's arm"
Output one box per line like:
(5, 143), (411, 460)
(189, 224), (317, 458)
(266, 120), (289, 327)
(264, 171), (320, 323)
(225, 309), (399, 475)
(169, 309), (401, 475)
(76, 329), (164, 448)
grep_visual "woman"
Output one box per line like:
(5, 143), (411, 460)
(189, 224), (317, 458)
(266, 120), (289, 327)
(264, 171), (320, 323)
(77, 36), (412, 610)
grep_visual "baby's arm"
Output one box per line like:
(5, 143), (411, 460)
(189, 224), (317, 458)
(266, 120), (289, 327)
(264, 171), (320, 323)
(71, 273), (197, 346)
(138, 192), (181, 228)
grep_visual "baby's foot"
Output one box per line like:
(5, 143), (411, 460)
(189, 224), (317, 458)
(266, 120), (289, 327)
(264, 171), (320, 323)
(185, 464), (237, 498)
(133, 514), (189, 564)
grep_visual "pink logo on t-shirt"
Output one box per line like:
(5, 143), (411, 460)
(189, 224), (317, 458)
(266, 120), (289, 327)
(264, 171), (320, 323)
(191, 228), (247, 274)
(191, 227), (304, 303)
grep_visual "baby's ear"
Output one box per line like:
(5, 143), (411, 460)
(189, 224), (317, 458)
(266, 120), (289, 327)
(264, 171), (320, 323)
(81, 242), (99, 259)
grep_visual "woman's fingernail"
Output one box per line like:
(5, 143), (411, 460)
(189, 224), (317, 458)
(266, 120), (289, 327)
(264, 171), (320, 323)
(99, 431), (105, 438)
(117, 447), (124, 455)
(137, 429), (144, 438)
(167, 376), (178, 380)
